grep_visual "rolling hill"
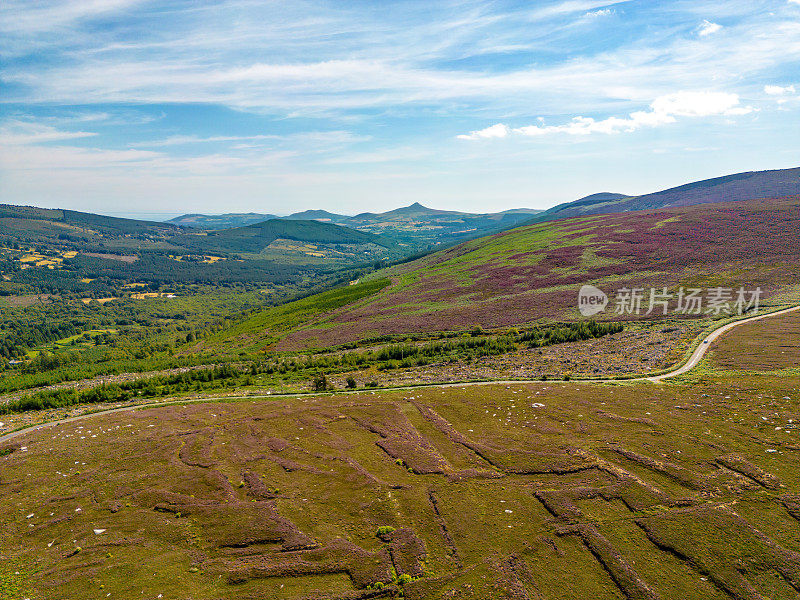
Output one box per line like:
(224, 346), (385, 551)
(173, 218), (392, 254)
(209, 195), (800, 351)
(0, 203), (392, 258)
(532, 166), (800, 222)
(167, 212), (279, 229)
(0, 204), (400, 295)
(0, 203), (185, 243)
(285, 209), (351, 223)
(167, 203), (543, 248)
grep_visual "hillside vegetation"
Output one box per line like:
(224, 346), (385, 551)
(534, 166), (800, 222)
(210, 196), (800, 351)
(174, 219), (391, 254)
(167, 212), (279, 229)
(0, 204), (397, 297)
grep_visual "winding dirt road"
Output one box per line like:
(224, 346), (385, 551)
(646, 304), (800, 382)
(2, 305), (798, 445)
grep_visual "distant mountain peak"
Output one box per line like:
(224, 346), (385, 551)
(385, 202), (442, 216)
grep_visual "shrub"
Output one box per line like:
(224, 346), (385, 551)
(345, 376), (357, 389)
(376, 525), (396, 537)
(313, 374), (330, 391)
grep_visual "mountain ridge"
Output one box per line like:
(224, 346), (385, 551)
(529, 166), (800, 223)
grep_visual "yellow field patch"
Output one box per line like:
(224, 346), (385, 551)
(130, 292), (178, 300)
(267, 238), (335, 257)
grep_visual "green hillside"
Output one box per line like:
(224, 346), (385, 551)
(0, 204), (399, 298)
(208, 196), (800, 352)
(173, 218), (391, 254)
(167, 212), (278, 229)
(0, 203), (184, 245)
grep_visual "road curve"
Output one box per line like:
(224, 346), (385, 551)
(646, 304), (800, 382)
(2, 305), (798, 445)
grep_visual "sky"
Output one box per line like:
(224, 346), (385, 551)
(1, 0), (800, 219)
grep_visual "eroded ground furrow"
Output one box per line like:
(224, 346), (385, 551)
(2, 376), (800, 599)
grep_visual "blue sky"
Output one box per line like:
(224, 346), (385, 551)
(1, 0), (799, 219)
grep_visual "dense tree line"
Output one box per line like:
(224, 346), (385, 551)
(519, 321), (623, 347)
(3, 364), (244, 414)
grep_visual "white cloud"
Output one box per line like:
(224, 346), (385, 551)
(698, 20), (723, 36)
(0, 114), (371, 178)
(764, 84), (796, 95)
(2, 1), (800, 214)
(0, 120), (97, 145)
(584, 8), (614, 18)
(0, 0), (145, 34)
(459, 91), (754, 140)
(457, 123), (511, 140)
(650, 91), (745, 116)
(3, 1), (799, 117)
(529, 1), (626, 21)
(134, 134), (273, 147)
(133, 130), (370, 149)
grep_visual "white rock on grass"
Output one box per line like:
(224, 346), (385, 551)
(93, 529), (106, 535)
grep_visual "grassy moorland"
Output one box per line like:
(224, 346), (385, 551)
(208, 197), (800, 352)
(710, 309), (800, 373)
(1, 338), (799, 599)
